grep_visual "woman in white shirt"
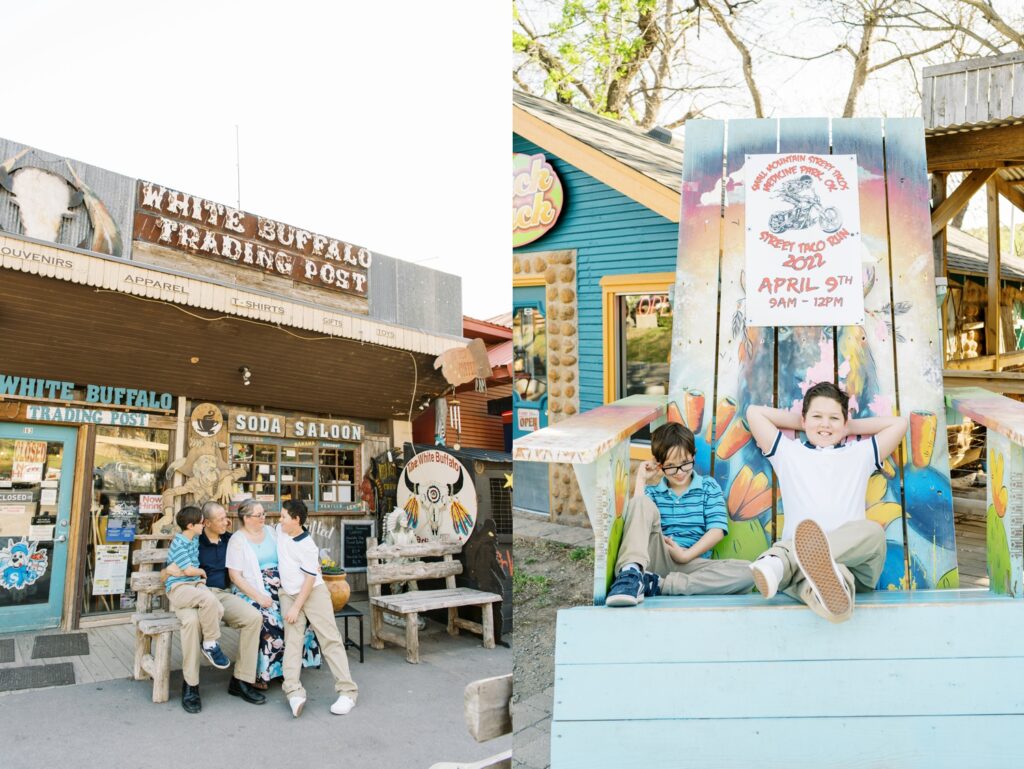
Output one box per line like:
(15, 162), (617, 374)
(226, 499), (321, 689)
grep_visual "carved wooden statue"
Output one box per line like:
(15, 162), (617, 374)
(153, 434), (244, 534)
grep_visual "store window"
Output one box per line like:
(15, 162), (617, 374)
(232, 441), (359, 511)
(600, 273), (675, 446)
(513, 305), (547, 402)
(86, 426), (170, 615)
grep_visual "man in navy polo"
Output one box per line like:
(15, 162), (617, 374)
(167, 501), (266, 712)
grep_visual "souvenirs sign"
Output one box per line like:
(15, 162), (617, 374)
(134, 181), (371, 298)
(513, 153), (563, 247)
(397, 449), (477, 544)
(744, 154), (864, 327)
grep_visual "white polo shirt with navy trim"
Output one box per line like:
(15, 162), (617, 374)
(763, 432), (882, 538)
(276, 524), (323, 595)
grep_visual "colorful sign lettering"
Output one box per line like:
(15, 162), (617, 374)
(744, 153), (864, 327)
(513, 153), (563, 247)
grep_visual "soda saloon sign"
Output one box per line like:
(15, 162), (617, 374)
(133, 182), (371, 297)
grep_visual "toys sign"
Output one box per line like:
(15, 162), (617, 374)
(744, 154), (864, 327)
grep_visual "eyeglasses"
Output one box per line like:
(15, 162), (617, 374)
(243, 512), (266, 518)
(660, 461), (694, 474)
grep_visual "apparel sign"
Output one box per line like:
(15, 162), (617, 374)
(513, 153), (563, 247)
(744, 154), (864, 327)
(134, 181), (371, 298)
(397, 450), (477, 544)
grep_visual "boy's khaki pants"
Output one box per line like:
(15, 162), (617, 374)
(763, 519), (886, 622)
(614, 495), (754, 595)
(280, 583), (358, 702)
(177, 587), (262, 687)
(168, 582), (224, 687)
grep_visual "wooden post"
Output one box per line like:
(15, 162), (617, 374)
(988, 179), (1002, 365)
(481, 603), (495, 649)
(151, 631), (172, 703)
(405, 610), (420, 664)
(931, 171), (947, 279)
(133, 629), (150, 680)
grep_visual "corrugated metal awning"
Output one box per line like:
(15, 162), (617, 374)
(0, 233), (465, 357)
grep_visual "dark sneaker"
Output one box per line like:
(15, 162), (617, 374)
(642, 571), (661, 597)
(605, 568), (644, 607)
(181, 682), (201, 714)
(793, 519), (852, 621)
(201, 643), (231, 670)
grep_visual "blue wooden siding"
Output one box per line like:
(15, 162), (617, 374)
(513, 135), (680, 412)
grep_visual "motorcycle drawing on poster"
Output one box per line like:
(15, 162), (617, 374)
(744, 153), (864, 328)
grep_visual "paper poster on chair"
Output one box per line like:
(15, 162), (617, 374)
(744, 153), (864, 327)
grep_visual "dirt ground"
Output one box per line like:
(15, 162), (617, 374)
(511, 537), (594, 703)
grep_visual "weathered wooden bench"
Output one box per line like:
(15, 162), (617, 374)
(514, 117), (1024, 768)
(429, 673), (513, 769)
(366, 537), (501, 664)
(129, 533), (180, 703)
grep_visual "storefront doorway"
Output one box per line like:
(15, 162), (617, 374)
(512, 285), (550, 515)
(0, 423), (78, 632)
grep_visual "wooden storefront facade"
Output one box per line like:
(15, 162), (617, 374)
(0, 136), (464, 632)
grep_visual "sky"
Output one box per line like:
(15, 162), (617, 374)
(3, 1), (508, 321)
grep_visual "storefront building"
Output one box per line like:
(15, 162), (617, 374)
(0, 137), (468, 632)
(512, 90), (683, 524)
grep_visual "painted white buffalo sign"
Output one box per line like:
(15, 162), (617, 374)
(397, 450), (477, 544)
(744, 153), (864, 327)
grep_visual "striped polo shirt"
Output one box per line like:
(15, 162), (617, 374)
(165, 532), (202, 592)
(645, 474), (729, 558)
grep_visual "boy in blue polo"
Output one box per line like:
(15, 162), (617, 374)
(606, 423), (753, 606)
(165, 506), (231, 681)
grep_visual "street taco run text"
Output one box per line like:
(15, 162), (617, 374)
(133, 181), (371, 297)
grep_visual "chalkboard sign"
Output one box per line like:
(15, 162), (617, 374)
(341, 519), (375, 573)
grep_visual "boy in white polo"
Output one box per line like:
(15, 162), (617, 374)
(277, 499), (358, 717)
(746, 381), (908, 623)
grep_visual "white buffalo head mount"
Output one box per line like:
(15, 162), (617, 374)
(0, 149), (123, 256)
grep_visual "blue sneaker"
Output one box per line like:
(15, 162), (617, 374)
(605, 568), (644, 607)
(642, 571), (661, 597)
(202, 643), (231, 670)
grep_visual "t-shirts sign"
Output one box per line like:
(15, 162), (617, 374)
(744, 153), (864, 327)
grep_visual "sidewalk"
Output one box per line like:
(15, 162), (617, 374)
(512, 511), (592, 769)
(1, 599), (511, 768)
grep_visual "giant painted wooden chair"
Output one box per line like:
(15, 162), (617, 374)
(514, 117), (1024, 769)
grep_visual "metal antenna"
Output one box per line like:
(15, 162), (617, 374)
(235, 124), (241, 209)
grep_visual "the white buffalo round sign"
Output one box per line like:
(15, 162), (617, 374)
(396, 450), (477, 544)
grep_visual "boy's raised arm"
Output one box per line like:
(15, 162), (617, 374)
(747, 405), (801, 454)
(848, 414), (909, 461)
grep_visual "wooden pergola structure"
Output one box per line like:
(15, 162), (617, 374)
(926, 52), (1024, 391)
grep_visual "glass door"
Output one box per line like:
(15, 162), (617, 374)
(0, 423), (78, 632)
(512, 285), (550, 515)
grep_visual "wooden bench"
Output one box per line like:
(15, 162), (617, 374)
(366, 537), (501, 664)
(429, 673), (512, 769)
(129, 534), (179, 703)
(514, 117), (1024, 767)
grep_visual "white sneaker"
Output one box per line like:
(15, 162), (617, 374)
(330, 695), (355, 715)
(751, 555), (784, 599)
(289, 696), (306, 718)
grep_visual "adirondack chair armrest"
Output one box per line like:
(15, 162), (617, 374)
(947, 386), (1024, 598)
(512, 393), (670, 466)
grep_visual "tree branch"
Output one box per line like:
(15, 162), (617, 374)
(699, 0), (764, 117)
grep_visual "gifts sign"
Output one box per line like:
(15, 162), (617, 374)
(744, 154), (864, 327)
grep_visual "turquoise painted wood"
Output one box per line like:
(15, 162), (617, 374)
(552, 717), (1024, 769)
(552, 593), (1024, 768)
(512, 135), (679, 413)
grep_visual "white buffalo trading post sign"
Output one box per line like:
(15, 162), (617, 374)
(744, 154), (864, 327)
(397, 450), (477, 544)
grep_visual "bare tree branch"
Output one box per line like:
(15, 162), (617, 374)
(699, 0), (764, 117)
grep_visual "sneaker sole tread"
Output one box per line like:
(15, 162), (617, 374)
(794, 520), (851, 618)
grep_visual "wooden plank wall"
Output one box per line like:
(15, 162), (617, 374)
(668, 118), (957, 587)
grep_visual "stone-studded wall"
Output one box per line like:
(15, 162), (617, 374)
(513, 249), (587, 528)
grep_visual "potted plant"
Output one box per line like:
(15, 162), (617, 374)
(320, 553), (350, 612)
